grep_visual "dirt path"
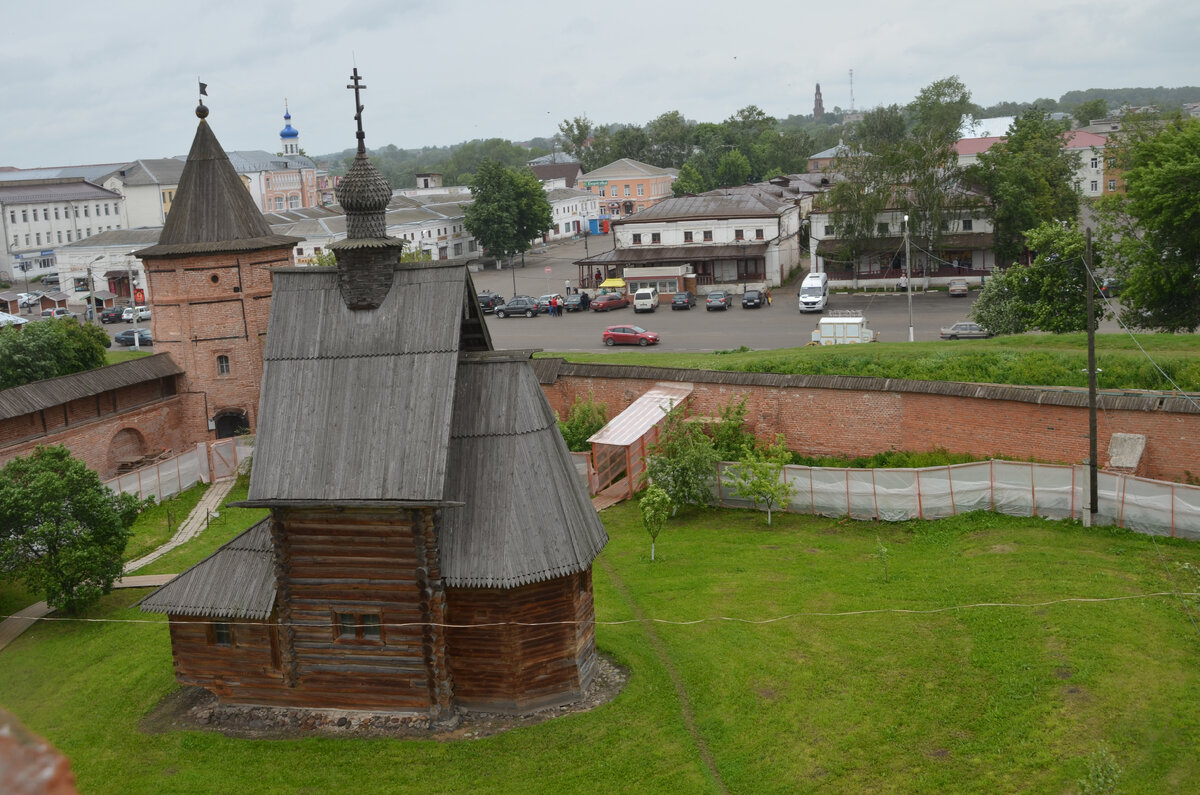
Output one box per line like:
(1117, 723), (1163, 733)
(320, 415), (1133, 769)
(597, 555), (729, 794)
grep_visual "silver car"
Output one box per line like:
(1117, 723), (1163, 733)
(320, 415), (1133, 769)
(939, 321), (991, 340)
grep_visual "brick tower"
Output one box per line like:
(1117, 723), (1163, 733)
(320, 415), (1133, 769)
(134, 98), (302, 438)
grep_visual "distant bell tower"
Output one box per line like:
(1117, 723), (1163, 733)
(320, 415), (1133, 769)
(280, 101), (300, 155)
(814, 83), (825, 120)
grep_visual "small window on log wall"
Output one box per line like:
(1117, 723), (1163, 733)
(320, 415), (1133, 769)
(336, 612), (383, 643)
(211, 622), (232, 647)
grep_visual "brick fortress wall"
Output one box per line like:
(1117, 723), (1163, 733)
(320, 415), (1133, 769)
(538, 362), (1200, 483)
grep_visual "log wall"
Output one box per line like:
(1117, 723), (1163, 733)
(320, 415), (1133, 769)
(445, 570), (598, 713)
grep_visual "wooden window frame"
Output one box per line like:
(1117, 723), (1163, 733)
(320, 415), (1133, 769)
(334, 611), (384, 645)
(208, 621), (234, 647)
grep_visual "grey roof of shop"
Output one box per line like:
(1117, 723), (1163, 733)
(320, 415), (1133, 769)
(576, 242), (768, 266)
(0, 164), (127, 183)
(615, 193), (789, 224)
(106, 159), (187, 187)
(139, 520), (276, 619)
(0, 180), (123, 204)
(0, 353), (183, 421)
(60, 228), (163, 248)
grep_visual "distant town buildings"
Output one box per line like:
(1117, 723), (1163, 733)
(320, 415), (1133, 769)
(577, 158), (675, 222)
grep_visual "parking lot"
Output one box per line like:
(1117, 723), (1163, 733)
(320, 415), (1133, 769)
(473, 235), (1126, 352)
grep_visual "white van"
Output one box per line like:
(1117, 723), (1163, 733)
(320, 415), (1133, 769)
(633, 287), (659, 313)
(798, 272), (829, 313)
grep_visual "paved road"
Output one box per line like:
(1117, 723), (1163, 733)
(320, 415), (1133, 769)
(473, 236), (1127, 353)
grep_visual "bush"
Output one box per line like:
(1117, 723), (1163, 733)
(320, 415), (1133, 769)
(558, 392), (608, 452)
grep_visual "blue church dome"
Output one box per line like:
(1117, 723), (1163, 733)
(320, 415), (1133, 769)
(280, 106), (298, 139)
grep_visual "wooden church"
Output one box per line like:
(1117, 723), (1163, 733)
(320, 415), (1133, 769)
(141, 76), (608, 718)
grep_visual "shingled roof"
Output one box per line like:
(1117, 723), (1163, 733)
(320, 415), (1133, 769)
(135, 112), (301, 258)
(139, 519), (276, 619)
(0, 353), (183, 421)
(441, 354), (608, 587)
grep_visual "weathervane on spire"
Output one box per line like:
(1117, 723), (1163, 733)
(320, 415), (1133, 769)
(346, 68), (367, 153)
(196, 78), (209, 119)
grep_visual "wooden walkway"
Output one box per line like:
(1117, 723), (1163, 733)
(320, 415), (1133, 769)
(591, 477), (631, 512)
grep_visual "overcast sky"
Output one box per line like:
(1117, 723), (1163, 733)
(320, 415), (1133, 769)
(3, 0), (1197, 169)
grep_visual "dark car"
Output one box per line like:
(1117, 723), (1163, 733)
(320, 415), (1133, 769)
(741, 289), (765, 308)
(494, 296), (540, 318)
(477, 291), (505, 313)
(603, 325), (660, 347)
(705, 291), (731, 311)
(100, 306), (125, 324)
(590, 293), (629, 311)
(563, 293), (585, 312)
(114, 328), (153, 346)
(671, 291), (696, 310)
(939, 321), (991, 340)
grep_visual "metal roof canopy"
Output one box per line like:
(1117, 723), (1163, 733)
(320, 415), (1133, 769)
(588, 382), (694, 447)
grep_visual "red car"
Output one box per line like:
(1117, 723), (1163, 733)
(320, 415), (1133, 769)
(590, 292), (629, 311)
(603, 325), (659, 347)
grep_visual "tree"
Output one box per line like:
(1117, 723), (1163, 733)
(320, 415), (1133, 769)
(647, 110), (694, 168)
(898, 77), (977, 265)
(1096, 117), (1200, 332)
(1073, 98), (1109, 127)
(855, 104), (907, 151)
(639, 485), (672, 561)
(609, 125), (651, 163)
(970, 221), (1100, 335)
(0, 446), (140, 613)
(715, 149), (751, 187)
(728, 435), (795, 526)
(557, 116), (593, 162)
(672, 160), (708, 196)
(557, 392), (608, 452)
(971, 108), (1081, 266)
(0, 318), (110, 390)
(463, 160), (552, 262)
(711, 394), (756, 461)
(646, 402), (719, 513)
(823, 144), (891, 272)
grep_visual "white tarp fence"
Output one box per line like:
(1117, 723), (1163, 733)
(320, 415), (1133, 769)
(714, 460), (1200, 541)
(104, 437), (253, 502)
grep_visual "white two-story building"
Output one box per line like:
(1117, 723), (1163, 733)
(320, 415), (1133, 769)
(575, 190), (801, 294)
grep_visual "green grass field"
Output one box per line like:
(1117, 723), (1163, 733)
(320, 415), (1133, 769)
(544, 332), (1200, 393)
(3, 499), (1199, 793)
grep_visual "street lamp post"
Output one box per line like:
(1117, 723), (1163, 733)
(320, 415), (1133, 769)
(127, 255), (141, 351)
(86, 255), (104, 324)
(903, 215), (914, 342)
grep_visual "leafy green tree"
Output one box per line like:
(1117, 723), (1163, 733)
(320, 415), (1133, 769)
(1073, 98), (1109, 127)
(854, 104), (907, 151)
(823, 144), (891, 271)
(970, 221), (1100, 335)
(0, 318), (110, 390)
(728, 435), (795, 526)
(647, 110), (694, 168)
(557, 116), (593, 162)
(759, 128), (815, 178)
(557, 392), (608, 452)
(1097, 117), (1200, 332)
(711, 394), (756, 461)
(971, 108), (1081, 266)
(646, 402), (719, 513)
(0, 446), (140, 613)
(672, 160), (709, 196)
(463, 160), (552, 263)
(639, 485), (672, 561)
(898, 77), (977, 264)
(609, 125), (652, 163)
(715, 149), (751, 187)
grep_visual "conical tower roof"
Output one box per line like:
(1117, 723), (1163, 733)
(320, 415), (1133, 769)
(137, 106), (301, 258)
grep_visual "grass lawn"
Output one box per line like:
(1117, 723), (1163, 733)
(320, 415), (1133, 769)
(122, 483), (210, 566)
(2, 502), (1200, 792)
(544, 332), (1200, 393)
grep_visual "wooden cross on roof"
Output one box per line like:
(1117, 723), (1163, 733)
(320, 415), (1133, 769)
(347, 68), (367, 153)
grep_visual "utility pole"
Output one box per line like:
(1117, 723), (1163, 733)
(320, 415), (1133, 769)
(904, 214), (913, 342)
(1085, 227), (1098, 525)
